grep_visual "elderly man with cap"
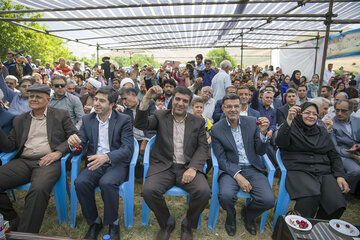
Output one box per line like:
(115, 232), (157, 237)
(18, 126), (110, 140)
(81, 78), (102, 114)
(0, 73), (34, 115)
(0, 84), (78, 233)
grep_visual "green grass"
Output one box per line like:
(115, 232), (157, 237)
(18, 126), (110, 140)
(11, 177), (360, 240)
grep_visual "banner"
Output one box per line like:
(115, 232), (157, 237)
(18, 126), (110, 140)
(327, 28), (360, 59)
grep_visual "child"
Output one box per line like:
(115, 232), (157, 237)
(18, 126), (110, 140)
(191, 97), (212, 144)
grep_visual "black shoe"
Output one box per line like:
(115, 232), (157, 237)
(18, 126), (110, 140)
(109, 224), (120, 240)
(241, 207), (257, 235)
(84, 221), (103, 240)
(156, 216), (175, 240)
(180, 218), (193, 240)
(225, 212), (236, 236)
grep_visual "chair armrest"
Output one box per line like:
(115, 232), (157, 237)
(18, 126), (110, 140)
(210, 148), (219, 187)
(143, 136), (156, 184)
(0, 150), (17, 165)
(71, 146), (87, 178)
(129, 138), (139, 183)
(262, 154), (275, 172)
(276, 149), (287, 177)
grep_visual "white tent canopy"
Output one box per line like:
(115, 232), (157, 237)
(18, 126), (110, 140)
(4, 0), (360, 51)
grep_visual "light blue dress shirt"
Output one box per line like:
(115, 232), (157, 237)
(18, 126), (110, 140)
(96, 113), (111, 155)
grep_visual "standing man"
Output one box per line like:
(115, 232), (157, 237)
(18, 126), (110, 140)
(81, 78), (101, 114)
(202, 59), (217, 87)
(49, 75), (84, 130)
(69, 86), (133, 240)
(211, 60), (232, 101)
(0, 84), (77, 233)
(324, 63), (335, 86)
(135, 86), (210, 240)
(8, 53), (33, 80)
(320, 86), (333, 103)
(163, 79), (176, 109)
(211, 93), (274, 236)
(277, 88), (297, 126)
(237, 86), (260, 118)
(331, 99), (360, 197)
(191, 54), (206, 80)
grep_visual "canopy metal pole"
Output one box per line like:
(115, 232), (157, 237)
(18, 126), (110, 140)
(0, 0), (355, 14)
(0, 13), (330, 22)
(240, 31), (244, 69)
(96, 43), (99, 66)
(313, 32), (320, 75)
(318, 0), (334, 92)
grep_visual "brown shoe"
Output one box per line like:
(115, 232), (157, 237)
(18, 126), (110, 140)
(156, 216), (175, 240)
(180, 218), (193, 240)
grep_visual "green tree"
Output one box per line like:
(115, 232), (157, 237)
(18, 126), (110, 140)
(206, 48), (237, 67)
(0, 0), (73, 65)
(113, 54), (160, 68)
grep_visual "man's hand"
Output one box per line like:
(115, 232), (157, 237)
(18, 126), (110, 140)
(68, 134), (82, 148)
(257, 117), (270, 136)
(181, 168), (197, 184)
(84, 105), (92, 112)
(194, 77), (203, 87)
(39, 151), (62, 166)
(87, 154), (110, 171)
(144, 85), (163, 101)
(235, 173), (252, 193)
(267, 130), (273, 140)
(350, 154), (360, 164)
(337, 177), (350, 193)
(140, 140), (148, 156)
(323, 118), (333, 132)
(287, 106), (301, 126)
(346, 144), (359, 152)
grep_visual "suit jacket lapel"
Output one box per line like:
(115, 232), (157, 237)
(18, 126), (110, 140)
(239, 117), (249, 156)
(20, 113), (32, 147)
(91, 114), (99, 150)
(46, 108), (53, 146)
(108, 111), (117, 148)
(184, 115), (193, 151)
(222, 120), (237, 153)
(166, 111), (174, 151)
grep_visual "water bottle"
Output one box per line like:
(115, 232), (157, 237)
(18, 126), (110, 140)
(103, 234), (110, 240)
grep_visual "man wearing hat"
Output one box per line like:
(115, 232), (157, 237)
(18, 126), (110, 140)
(0, 84), (78, 233)
(81, 78), (101, 114)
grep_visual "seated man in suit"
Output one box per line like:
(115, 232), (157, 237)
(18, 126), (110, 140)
(68, 86), (133, 240)
(277, 88), (297, 126)
(0, 84), (77, 233)
(331, 99), (360, 197)
(211, 93), (275, 236)
(135, 86), (210, 240)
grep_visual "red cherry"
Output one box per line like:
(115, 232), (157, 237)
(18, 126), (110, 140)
(200, 81), (203, 84)
(345, 224), (350, 228)
(79, 146), (83, 150)
(336, 224), (340, 228)
(256, 121), (261, 125)
(297, 113), (303, 116)
(296, 220), (300, 224)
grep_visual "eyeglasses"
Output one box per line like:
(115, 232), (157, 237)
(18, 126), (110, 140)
(224, 104), (241, 109)
(54, 84), (66, 88)
(302, 111), (318, 117)
(335, 109), (349, 113)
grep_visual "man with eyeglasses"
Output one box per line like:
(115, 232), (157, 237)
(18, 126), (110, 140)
(331, 99), (360, 198)
(48, 75), (84, 130)
(211, 93), (274, 236)
(0, 73), (33, 115)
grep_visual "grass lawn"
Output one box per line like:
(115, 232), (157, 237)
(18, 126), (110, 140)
(11, 176), (360, 240)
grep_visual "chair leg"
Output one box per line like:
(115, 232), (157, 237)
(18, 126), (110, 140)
(70, 176), (78, 228)
(259, 210), (268, 233)
(207, 193), (220, 230)
(53, 175), (68, 223)
(141, 199), (151, 226)
(125, 187), (134, 228)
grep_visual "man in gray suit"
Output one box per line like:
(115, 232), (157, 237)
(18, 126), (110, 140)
(211, 93), (275, 236)
(331, 99), (360, 195)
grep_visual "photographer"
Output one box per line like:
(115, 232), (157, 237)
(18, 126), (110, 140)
(8, 53), (33, 80)
(190, 54), (206, 80)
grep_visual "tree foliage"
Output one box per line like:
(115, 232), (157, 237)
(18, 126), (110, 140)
(113, 54), (160, 68)
(206, 48), (237, 67)
(0, 0), (73, 64)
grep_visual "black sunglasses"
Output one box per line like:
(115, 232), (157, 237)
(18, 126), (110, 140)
(54, 84), (66, 88)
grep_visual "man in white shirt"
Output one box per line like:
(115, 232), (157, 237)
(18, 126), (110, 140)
(211, 60), (232, 101)
(323, 63), (335, 86)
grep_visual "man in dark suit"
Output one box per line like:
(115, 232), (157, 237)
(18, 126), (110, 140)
(0, 84), (77, 233)
(135, 86), (210, 240)
(211, 93), (275, 236)
(277, 88), (297, 126)
(68, 86), (133, 240)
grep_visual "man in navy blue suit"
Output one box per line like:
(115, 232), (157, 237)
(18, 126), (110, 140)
(68, 86), (133, 240)
(211, 94), (275, 236)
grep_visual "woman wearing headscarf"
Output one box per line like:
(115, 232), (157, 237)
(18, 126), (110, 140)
(288, 70), (301, 90)
(276, 102), (349, 219)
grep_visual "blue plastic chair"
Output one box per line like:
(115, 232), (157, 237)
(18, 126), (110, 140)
(0, 150), (70, 224)
(70, 138), (139, 228)
(207, 148), (275, 233)
(272, 149), (292, 231)
(141, 136), (206, 229)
